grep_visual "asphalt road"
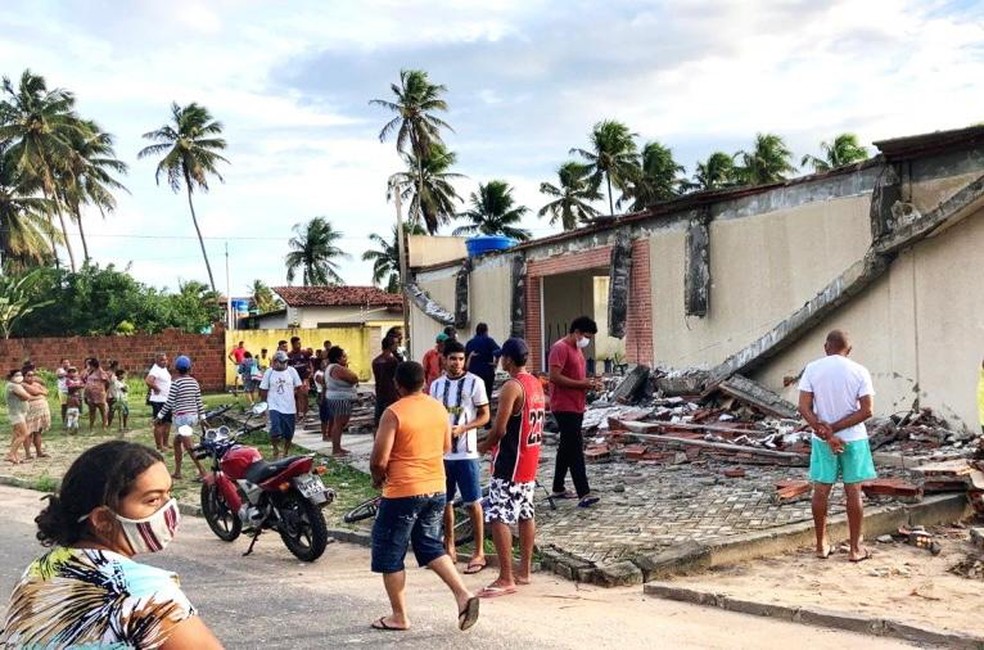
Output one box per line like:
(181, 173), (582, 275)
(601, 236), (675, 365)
(0, 485), (914, 649)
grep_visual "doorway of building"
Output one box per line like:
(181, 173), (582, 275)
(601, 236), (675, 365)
(540, 269), (625, 374)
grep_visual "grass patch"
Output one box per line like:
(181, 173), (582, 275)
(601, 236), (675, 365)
(1, 384), (376, 519)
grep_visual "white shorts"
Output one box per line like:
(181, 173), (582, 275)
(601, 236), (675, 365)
(173, 413), (199, 436)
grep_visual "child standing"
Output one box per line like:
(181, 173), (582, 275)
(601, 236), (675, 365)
(64, 367), (83, 434)
(111, 369), (130, 433)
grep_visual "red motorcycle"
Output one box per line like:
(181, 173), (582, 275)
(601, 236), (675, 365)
(188, 403), (335, 562)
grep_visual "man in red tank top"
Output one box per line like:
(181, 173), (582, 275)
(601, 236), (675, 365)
(476, 337), (544, 598)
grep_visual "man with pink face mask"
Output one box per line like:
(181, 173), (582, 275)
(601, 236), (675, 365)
(548, 316), (601, 508)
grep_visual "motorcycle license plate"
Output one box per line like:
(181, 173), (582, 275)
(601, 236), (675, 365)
(296, 475), (326, 499)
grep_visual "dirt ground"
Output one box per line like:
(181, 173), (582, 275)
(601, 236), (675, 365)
(664, 524), (984, 639)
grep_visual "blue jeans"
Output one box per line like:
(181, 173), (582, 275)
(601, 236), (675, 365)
(371, 492), (446, 573)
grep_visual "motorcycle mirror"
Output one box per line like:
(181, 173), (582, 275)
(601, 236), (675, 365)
(177, 425), (194, 437)
(251, 402), (269, 415)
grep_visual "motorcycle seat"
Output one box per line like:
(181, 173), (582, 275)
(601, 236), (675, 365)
(245, 456), (307, 484)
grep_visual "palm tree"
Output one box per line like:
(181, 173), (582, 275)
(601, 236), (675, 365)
(371, 69), (453, 232)
(138, 102), (229, 292)
(735, 133), (796, 185)
(801, 133), (869, 173)
(60, 119), (128, 263)
(689, 151), (738, 192)
(0, 142), (57, 269)
(247, 279), (280, 313)
(387, 142), (463, 233)
(571, 119), (639, 216)
(538, 161), (601, 230)
(0, 70), (84, 270)
(453, 180), (531, 241)
(285, 217), (349, 286)
(362, 222), (427, 293)
(622, 141), (685, 211)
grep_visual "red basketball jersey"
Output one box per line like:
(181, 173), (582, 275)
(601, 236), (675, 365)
(492, 371), (546, 483)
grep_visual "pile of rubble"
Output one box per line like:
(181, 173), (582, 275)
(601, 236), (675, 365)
(566, 364), (984, 506)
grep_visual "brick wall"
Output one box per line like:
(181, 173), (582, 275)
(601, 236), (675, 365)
(0, 326), (227, 391)
(524, 240), (653, 372)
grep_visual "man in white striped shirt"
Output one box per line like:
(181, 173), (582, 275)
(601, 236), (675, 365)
(156, 355), (207, 480)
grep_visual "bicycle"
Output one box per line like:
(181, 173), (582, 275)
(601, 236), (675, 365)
(343, 482), (557, 547)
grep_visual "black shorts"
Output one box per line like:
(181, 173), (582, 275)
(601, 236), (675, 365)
(151, 402), (171, 423)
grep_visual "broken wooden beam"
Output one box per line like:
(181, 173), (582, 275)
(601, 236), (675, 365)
(616, 426), (808, 466)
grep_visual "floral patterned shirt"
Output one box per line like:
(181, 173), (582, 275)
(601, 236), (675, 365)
(0, 547), (195, 648)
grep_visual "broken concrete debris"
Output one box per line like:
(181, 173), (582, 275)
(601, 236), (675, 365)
(566, 366), (984, 510)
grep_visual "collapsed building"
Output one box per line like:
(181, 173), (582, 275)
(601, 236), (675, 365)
(407, 125), (984, 433)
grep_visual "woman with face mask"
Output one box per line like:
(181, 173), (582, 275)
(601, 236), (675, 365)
(5, 369), (32, 464)
(0, 441), (223, 649)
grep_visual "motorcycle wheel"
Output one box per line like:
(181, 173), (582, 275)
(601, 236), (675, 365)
(278, 489), (329, 562)
(200, 482), (242, 542)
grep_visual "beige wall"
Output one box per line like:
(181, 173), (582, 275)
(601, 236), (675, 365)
(757, 206), (984, 429)
(409, 235), (468, 268)
(650, 195), (873, 367)
(289, 305), (398, 329)
(409, 271), (456, 361)
(467, 256), (513, 344)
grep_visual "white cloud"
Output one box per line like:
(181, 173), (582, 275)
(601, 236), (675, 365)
(1, 0), (982, 293)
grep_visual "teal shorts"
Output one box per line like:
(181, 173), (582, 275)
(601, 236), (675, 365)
(809, 437), (877, 484)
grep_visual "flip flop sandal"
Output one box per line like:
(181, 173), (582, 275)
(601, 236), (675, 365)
(371, 617), (408, 631)
(463, 560), (487, 575)
(849, 549), (873, 563)
(816, 545), (833, 559)
(478, 585), (517, 599)
(577, 495), (600, 508)
(458, 596), (480, 631)
(550, 490), (576, 499)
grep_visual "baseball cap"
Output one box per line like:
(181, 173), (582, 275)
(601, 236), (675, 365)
(272, 350), (289, 363)
(174, 355), (192, 371)
(500, 337), (529, 363)
(436, 333), (449, 343)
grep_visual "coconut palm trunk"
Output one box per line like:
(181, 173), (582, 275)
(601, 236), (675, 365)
(72, 204), (90, 263)
(183, 168), (216, 292)
(606, 173), (614, 216)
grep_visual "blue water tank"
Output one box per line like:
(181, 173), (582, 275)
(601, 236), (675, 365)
(230, 299), (250, 319)
(465, 235), (517, 257)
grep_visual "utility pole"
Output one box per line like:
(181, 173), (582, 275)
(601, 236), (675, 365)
(393, 184), (411, 355)
(225, 242), (232, 330)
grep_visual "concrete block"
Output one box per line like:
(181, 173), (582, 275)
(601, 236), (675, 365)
(632, 542), (711, 581)
(594, 560), (643, 587)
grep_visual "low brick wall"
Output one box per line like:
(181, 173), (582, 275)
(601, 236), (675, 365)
(0, 326), (227, 391)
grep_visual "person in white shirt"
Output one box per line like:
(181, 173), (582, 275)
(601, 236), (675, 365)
(145, 353), (172, 453)
(429, 339), (490, 574)
(259, 350), (302, 459)
(798, 329), (876, 563)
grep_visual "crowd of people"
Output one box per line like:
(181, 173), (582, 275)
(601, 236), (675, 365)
(227, 335), (360, 458)
(1, 316), (924, 644)
(5, 357), (133, 465)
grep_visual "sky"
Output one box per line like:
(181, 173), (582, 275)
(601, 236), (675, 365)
(1, 0), (982, 297)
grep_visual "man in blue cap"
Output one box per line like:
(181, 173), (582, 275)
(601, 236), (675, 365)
(155, 354), (207, 480)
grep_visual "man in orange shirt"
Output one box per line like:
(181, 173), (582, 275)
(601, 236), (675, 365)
(369, 360), (479, 633)
(422, 332), (449, 392)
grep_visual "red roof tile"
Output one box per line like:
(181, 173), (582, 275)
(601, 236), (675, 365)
(272, 286), (403, 308)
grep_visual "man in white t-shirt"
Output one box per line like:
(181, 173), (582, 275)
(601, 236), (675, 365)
(145, 352), (173, 453)
(429, 339), (490, 574)
(260, 350), (302, 459)
(798, 329), (876, 563)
